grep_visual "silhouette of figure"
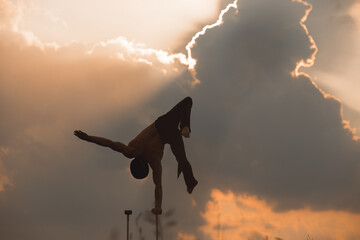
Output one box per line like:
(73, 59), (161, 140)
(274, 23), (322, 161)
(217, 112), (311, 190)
(74, 97), (198, 215)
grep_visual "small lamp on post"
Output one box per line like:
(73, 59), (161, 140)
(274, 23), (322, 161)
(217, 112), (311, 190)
(124, 210), (132, 240)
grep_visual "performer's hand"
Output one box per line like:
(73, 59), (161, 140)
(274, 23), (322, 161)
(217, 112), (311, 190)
(74, 130), (89, 141)
(151, 207), (162, 215)
(181, 126), (190, 138)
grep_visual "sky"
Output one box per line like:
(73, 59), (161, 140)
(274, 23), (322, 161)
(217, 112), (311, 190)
(1, 0), (360, 240)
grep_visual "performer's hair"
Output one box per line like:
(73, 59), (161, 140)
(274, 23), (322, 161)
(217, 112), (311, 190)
(130, 157), (149, 179)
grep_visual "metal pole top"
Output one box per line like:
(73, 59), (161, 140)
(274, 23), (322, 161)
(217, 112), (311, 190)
(124, 210), (132, 215)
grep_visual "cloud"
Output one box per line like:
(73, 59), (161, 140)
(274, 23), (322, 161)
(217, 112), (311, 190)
(304, 0), (359, 73)
(0, 0), (20, 29)
(1, 0), (360, 239)
(201, 189), (360, 240)
(177, 232), (196, 240)
(0, 147), (12, 191)
(184, 0), (360, 213)
(144, 0), (360, 237)
(302, 0), (360, 130)
(0, 1), (184, 239)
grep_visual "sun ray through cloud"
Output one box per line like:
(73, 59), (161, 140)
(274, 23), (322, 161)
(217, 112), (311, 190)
(291, 0), (359, 140)
(3, 0), (238, 85)
(184, 0), (238, 84)
(291, 0), (318, 79)
(86, 0), (238, 85)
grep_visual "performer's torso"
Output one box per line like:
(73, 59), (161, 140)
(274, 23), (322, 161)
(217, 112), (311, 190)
(128, 123), (164, 164)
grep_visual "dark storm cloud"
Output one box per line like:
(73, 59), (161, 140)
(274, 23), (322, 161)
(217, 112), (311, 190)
(146, 1), (360, 236)
(303, 0), (360, 132)
(188, 0), (360, 212)
(108, 0), (360, 238)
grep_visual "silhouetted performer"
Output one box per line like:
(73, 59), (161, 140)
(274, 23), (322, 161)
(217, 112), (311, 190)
(74, 97), (198, 215)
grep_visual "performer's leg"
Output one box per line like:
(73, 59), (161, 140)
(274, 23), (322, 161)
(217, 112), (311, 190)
(169, 134), (197, 193)
(162, 97), (193, 131)
(179, 96), (192, 131)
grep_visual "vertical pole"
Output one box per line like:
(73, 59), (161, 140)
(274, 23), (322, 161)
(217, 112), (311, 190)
(124, 210), (132, 240)
(127, 214), (129, 240)
(155, 214), (159, 240)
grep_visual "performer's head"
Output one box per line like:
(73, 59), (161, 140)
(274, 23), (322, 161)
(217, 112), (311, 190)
(130, 157), (149, 179)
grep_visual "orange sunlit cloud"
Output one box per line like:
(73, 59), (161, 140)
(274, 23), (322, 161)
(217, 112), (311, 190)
(201, 189), (360, 240)
(177, 232), (196, 240)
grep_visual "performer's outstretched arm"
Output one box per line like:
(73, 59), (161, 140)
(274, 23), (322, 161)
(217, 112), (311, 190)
(149, 161), (162, 215)
(74, 130), (136, 158)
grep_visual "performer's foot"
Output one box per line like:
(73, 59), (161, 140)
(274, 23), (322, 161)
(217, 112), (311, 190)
(187, 180), (198, 194)
(151, 207), (162, 215)
(181, 126), (190, 138)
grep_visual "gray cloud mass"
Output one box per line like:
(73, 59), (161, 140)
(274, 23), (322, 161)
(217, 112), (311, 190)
(188, 0), (360, 212)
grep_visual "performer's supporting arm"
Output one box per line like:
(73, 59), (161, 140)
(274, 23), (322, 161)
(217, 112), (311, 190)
(150, 161), (162, 215)
(74, 130), (136, 158)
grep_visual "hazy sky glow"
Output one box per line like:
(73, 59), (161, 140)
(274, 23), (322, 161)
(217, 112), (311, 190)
(16, 0), (220, 49)
(1, 0), (360, 240)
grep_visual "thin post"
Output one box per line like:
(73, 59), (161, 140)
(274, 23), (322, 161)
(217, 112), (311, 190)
(125, 210), (132, 240)
(155, 214), (159, 240)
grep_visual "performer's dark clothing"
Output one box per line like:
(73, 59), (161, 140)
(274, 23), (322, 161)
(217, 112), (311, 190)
(155, 97), (197, 188)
